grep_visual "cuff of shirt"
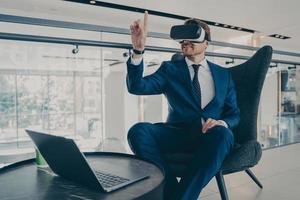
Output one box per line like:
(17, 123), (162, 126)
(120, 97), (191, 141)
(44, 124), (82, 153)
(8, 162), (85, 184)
(218, 120), (228, 128)
(130, 55), (143, 66)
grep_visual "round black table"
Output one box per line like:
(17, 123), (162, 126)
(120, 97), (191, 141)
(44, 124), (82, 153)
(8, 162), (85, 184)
(0, 152), (165, 200)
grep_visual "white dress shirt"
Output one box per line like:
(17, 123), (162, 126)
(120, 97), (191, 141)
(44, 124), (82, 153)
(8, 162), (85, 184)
(185, 57), (215, 109)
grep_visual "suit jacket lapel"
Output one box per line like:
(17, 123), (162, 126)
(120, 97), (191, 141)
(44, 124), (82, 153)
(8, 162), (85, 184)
(177, 58), (224, 110)
(178, 58), (192, 90)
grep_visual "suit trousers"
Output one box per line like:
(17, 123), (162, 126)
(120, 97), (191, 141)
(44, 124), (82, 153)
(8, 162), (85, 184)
(127, 122), (234, 200)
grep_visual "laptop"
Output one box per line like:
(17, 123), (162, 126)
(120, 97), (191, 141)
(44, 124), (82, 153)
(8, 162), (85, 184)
(26, 129), (149, 192)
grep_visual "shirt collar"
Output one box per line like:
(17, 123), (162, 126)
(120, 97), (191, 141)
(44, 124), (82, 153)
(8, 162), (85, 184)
(185, 57), (209, 70)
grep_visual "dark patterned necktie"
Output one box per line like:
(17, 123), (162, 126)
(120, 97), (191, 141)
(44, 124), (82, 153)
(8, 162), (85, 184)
(192, 64), (202, 108)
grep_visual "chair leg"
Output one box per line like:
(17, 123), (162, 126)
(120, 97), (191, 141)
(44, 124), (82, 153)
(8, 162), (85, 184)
(215, 171), (229, 200)
(245, 168), (263, 189)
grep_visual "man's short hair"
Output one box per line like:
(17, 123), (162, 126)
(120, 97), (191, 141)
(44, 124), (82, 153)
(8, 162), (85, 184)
(184, 18), (211, 41)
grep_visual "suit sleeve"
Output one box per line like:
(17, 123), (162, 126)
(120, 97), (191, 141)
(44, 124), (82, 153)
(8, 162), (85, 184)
(126, 58), (167, 95)
(221, 72), (240, 129)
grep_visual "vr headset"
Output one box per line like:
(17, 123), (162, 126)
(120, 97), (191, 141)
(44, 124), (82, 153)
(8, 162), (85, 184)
(170, 24), (207, 43)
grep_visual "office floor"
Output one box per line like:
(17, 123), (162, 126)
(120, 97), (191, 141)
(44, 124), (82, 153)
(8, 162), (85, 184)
(199, 143), (300, 200)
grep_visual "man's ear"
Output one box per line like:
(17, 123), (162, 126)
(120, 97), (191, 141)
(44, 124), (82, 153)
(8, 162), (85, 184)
(204, 40), (209, 49)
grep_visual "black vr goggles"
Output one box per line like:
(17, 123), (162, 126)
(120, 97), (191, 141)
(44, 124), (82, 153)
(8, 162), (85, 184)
(170, 24), (206, 43)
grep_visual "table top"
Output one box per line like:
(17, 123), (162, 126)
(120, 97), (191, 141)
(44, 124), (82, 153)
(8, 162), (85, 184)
(0, 152), (165, 200)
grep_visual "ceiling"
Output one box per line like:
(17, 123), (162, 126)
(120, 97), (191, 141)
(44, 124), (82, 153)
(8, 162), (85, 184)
(0, 0), (299, 54)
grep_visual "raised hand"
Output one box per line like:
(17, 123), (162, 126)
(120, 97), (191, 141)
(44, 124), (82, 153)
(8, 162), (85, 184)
(130, 11), (148, 51)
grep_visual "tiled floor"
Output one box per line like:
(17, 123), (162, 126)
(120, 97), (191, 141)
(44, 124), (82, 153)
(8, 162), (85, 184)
(199, 143), (300, 200)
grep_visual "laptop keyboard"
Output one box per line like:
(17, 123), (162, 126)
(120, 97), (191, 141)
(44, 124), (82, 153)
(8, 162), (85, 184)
(94, 170), (130, 188)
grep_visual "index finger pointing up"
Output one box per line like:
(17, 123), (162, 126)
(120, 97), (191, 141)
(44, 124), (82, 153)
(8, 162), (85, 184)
(143, 10), (148, 33)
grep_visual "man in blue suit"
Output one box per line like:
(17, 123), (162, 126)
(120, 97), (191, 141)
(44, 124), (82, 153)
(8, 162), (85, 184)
(127, 11), (240, 200)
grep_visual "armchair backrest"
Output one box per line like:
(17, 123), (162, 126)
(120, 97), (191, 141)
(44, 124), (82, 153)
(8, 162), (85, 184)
(230, 46), (273, 143)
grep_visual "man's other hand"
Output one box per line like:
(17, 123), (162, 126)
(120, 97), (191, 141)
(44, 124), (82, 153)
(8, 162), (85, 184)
(202, 118), (227, 133)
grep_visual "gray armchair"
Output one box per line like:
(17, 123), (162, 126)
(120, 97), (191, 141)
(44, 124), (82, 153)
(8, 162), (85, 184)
(166, 45), (273, 200)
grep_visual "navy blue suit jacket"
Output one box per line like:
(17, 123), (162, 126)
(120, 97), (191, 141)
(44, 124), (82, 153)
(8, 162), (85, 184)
(126, 57), (240, 130)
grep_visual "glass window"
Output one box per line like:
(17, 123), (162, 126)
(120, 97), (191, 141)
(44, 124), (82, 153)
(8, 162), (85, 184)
(0, 75), (17, 149)
(0, 40), (103, 154)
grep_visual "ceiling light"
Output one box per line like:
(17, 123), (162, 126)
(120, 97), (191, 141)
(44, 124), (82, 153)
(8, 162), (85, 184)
(90, 1), (96, 4)
(269, 34), (291, 40)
